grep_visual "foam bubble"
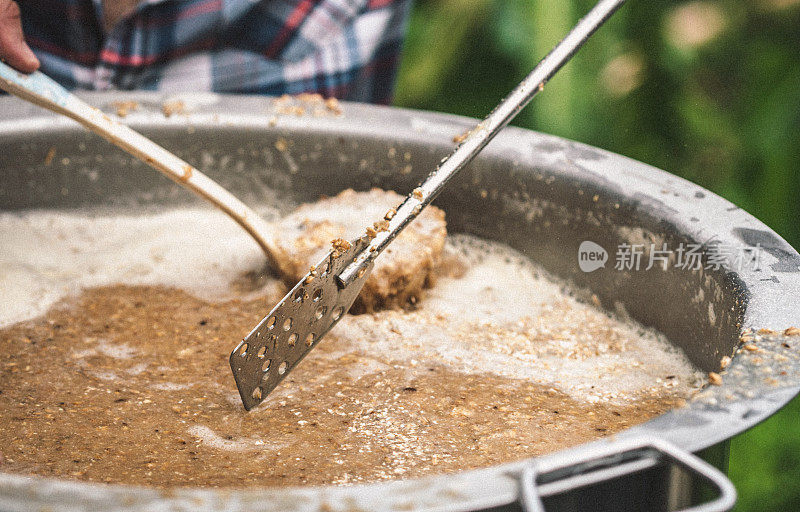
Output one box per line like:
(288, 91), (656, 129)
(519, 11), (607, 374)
(0, 208), (703, 403)
(422, 235), (564, 324)
(187, 425), (284, 452)
(0, 208), (275, 327)
(330, 234), (705, 402)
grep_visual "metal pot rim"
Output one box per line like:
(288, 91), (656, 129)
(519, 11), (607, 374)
(1, 92), (799, 512)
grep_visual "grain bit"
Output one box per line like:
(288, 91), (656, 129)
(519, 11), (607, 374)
(230, 237), (373, 410)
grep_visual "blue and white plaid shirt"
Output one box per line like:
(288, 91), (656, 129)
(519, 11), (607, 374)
(19, 0), (411, 103)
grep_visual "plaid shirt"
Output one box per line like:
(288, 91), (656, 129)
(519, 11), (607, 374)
(19, 0), (411, 103)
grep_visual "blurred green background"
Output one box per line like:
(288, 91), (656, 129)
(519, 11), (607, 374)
(394, 0), (800, 510)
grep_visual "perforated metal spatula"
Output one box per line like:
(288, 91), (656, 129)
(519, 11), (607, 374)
(230, 0), (625, 410)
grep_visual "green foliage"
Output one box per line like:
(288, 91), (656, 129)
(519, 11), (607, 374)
(730, 397), (800, 511)
(396, 0), (800, 246)
(396, 1), (800, 509)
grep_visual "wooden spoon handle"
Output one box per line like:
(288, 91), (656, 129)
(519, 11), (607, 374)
(0, 62), (285, 273)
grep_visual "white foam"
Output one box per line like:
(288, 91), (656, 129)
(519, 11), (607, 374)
(330, 234), (705, 402)
(152, 382), (195, 391)
(187, 425), (284, 452)
(96, 340), (138, 359)
(0, 208), (703, 403)
(422, 236), (564, 324)
(70, 338), (138, 360)
(0, 208), (274, 327)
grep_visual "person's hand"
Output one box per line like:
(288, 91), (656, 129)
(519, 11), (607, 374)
(0, 0), (39, 73)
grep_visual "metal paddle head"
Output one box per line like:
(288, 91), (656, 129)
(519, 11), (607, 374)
(230, 237), (374, 410)
(230, 0), (625, 410)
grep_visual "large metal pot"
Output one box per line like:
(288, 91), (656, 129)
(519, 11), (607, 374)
(1, 93), (799, 511)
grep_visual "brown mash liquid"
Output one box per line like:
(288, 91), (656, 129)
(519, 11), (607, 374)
(0, 284), (687, 488)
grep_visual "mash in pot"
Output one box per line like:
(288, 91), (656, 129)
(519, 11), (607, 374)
(0, 192), (703, 487)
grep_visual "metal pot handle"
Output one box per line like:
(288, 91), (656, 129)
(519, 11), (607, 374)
(518, 436), (737, 512)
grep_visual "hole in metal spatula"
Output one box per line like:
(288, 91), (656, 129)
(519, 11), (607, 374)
(230, 237), (373, 410)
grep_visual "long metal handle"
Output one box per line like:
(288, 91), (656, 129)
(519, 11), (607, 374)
(519, 437), (737, 512)
(338, 0), (626, 286)
(0, 62), (289, 276)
